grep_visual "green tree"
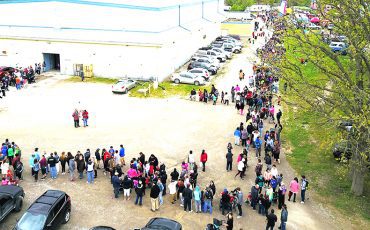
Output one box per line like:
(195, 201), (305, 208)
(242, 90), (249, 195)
(269, 0), (370, 195)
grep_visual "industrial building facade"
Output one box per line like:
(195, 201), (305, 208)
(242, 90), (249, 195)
(0, 0), (224, 81)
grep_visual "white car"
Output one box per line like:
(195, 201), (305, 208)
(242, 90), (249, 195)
(188, 68), (210, 81)
(212, 48), (232, 59)
(171, 72), (205, 86)
(112, 79), (136, 93)
(193, 57), (220, 69)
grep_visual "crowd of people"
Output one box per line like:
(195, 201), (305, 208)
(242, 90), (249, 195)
(0, 14), (312, 230)
(0, 63), (45, 100)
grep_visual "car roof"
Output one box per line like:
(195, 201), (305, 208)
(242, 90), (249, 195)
(28, 190), (66, 215)
(190, 68), (206, 72)
(0, 185), (23, 196)
(144, 218), (182, 230)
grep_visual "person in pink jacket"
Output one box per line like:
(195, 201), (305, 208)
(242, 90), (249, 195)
(288, 177), (299, 202)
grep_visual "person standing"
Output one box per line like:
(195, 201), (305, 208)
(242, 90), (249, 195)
(76, 154), (85, 179)
(158, 179), (164, 205)
(225, 212), (234, 230)
(193, 185), (202, 213)
(203, 187), (213, 214)
(183, 184), (193, 212)
(300, 175), (308, 203)
(119, 145), (125, 166)
(226, 150), (233, 171)
(135, 180), (144, 205)
(168, 180), (177, 204)
(200, 150), (208, 172)
(188, 150), (195, 170)
(47, 153), (57, 179)
(278, 182), (287, 209)
(72, 109), (79, 128)
(255, 136), (262, 158)
(236, 187), (243, 218)
(60, 152), (67, 175)
(68, 153), (75, 181)
(150, 180), (160, 212)
(82, 110), (89, 127)
(266, 209), (277, 230)
(86, 158), (94, 184)
(32, 159), (40, 182)
(279, 204), (288, 230)
(251, 184), (259, 210)
(39, 155), (47, 180)
(234, 158), (245, 179)
(288, 177), (299, 202)
(112, 172), (121, 198)
(276, 109), (282, 124)
(234, 127), (241, 145)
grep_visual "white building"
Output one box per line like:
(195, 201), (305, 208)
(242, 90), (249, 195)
(0, 0), (224, 81)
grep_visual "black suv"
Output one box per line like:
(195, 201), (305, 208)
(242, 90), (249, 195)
(0, 185), (24, 222)
(14, 190), (71, 230)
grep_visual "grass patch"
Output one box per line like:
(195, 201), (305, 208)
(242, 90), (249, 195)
(129, 81), (212, 98)
(64, 76), (117, 84)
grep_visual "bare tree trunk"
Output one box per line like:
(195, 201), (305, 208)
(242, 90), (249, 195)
(351, 167), (364, 196)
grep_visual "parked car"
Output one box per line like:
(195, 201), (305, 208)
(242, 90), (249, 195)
(0, 66), (15, 77)
(212, 47), (232, 59)
(188, 61), (217, 75)
(227, 34), (241, 40)
(0, 185), (24, 222)
(171, 72), (205, 86)
(206, 50), (226, 62)
(192, 57), (220, 69)
(223, 43), (242, 53)
(111, 79), (136, 94)
(14, 190), (71, 230)
(188, 68), (210, 81)
(333, 141), (352, 162)
(329, 42), (348, 54)
(140, 218), (182, 230)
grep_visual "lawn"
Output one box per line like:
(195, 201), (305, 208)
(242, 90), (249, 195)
(64, 76), (117, 84)
(129, 81), (212, 98)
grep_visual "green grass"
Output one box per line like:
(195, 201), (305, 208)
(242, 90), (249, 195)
(129, 81), (212, 98)
(64, 76), (117, 84)
(282, 46), (370, 225)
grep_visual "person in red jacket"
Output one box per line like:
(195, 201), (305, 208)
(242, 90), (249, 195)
(82, 110), (89, 127)
(72, 109), (79, 128)
(200, 150), (208, 172)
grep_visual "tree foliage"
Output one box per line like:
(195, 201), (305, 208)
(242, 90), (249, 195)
(269, 0), (370, 195)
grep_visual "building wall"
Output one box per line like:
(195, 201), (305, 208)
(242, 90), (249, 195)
(0, 0), (224, 80)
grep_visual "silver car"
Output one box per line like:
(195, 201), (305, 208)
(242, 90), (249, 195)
(112, 79), (136, 93)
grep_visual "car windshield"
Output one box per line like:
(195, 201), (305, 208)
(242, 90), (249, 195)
(16, 212), (47, 230)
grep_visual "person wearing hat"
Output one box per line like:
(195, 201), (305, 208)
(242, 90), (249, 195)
(112, 171), (121, 198)
(135, 180), (144, 205)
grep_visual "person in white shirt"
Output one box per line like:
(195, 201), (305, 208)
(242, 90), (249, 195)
(188, 150), (195, 170)
(168, 180), (178, 204)
(271, 164), (278, 178)
(114, 150), (121, 166)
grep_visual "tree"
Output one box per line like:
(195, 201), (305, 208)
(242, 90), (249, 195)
(269, 0), (370, 195)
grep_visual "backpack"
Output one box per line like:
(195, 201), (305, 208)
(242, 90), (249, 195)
(205, 190), (213, 200)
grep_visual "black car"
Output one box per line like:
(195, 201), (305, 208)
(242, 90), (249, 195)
(140, 218), (182, 230)
(14, 190), (71, 230)
(90, 227), (116, 230)
(0, 185), (24, 222)
(333, 141), (352, 162)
